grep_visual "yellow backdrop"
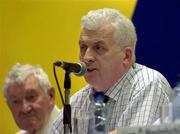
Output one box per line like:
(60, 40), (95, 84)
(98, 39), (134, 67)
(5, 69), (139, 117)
(0, 0), (137, 133)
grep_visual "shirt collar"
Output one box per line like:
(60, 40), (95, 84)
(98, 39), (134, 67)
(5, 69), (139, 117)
(87, 63), (139, 101)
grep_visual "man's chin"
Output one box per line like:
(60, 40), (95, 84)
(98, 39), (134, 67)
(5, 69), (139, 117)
(19, 120), (42, 131)
(85, 74), (97, 83)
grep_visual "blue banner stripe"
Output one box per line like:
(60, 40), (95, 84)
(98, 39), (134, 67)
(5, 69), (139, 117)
(132, 0), (180, 87)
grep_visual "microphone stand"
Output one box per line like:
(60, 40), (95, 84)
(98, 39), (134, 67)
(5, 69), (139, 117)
(63, 71), (72, 134)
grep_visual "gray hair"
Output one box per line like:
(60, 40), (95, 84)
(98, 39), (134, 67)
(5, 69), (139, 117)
(3, 63), (52, 97)
(81, 8), (137, 61)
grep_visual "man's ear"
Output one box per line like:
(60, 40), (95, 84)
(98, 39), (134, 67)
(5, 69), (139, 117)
(5, 93), (12, 109)
(6, 99), (11, 109)
(47, 87), (55, 106)
(123, 47), (133, 64)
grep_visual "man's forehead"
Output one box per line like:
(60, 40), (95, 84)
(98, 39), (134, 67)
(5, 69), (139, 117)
(23, 75), (41, 87)
(24, 74), (37, 82)
(8, 75), (42, 93)
(80, 26), (115, 40)
(8, 83), (40, 93)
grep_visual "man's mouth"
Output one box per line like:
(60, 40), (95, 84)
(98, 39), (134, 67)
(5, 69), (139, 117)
(87, 68), (96, 72)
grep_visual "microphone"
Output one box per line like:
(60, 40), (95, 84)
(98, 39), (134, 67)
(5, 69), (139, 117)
(54, 61), (87, 76)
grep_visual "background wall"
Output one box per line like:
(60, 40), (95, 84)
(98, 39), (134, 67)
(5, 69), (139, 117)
(0, 0), (137, 133)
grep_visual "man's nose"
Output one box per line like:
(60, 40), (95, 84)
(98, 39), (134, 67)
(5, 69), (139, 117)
(21, 100), (32, 113)
(82, 48), (95, 63)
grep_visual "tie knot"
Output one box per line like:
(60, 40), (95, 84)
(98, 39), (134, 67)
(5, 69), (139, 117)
(93, 91), (109, 103)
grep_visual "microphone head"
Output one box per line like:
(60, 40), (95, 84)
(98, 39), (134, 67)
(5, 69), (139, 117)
(75, 62), (87, 76)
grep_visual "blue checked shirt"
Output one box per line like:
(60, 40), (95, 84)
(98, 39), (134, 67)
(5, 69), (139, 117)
(49, 63), (172, 134)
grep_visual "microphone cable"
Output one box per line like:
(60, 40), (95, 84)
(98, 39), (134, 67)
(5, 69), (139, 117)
(53, 63), (65, 106)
